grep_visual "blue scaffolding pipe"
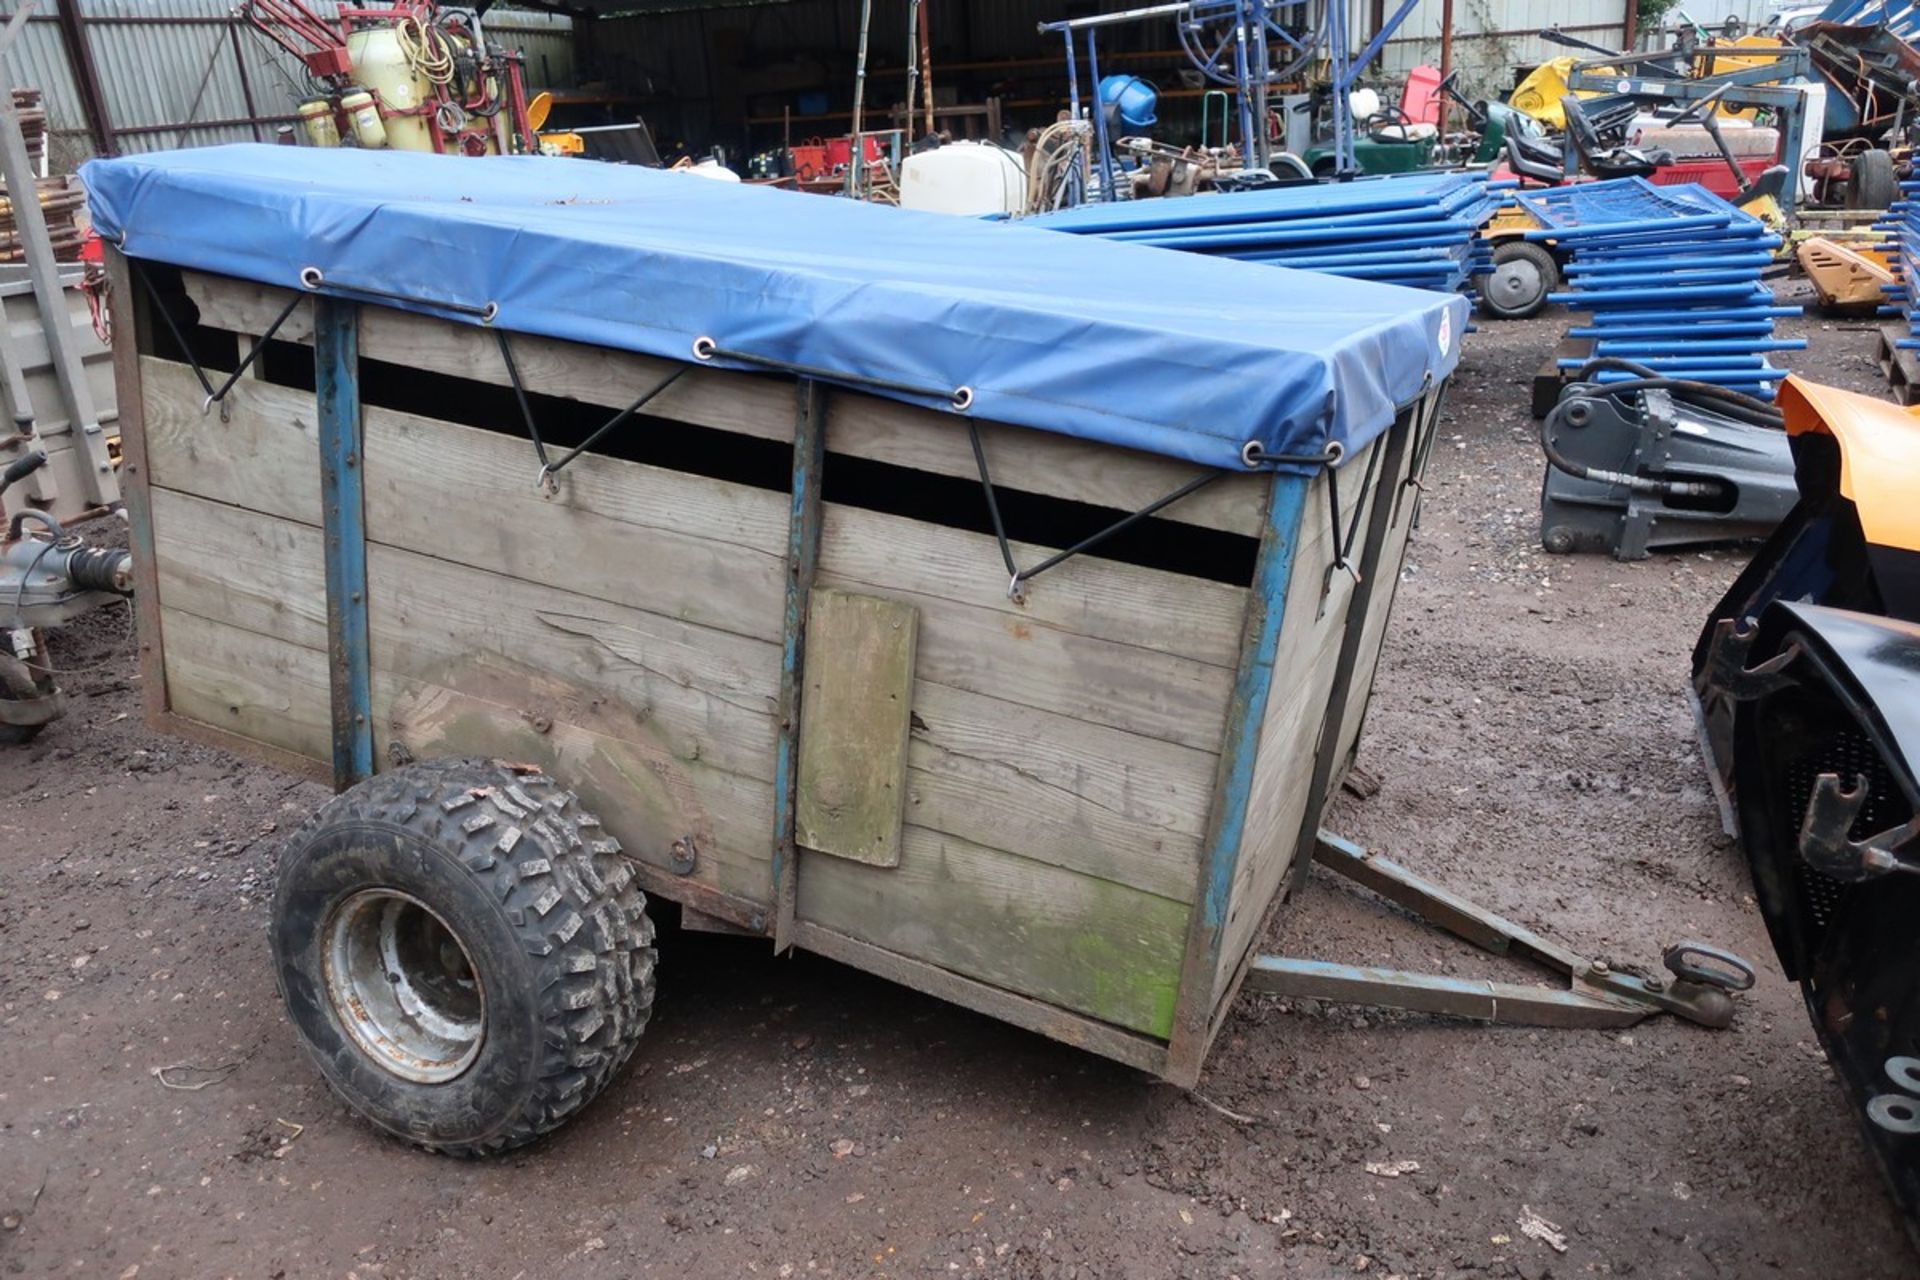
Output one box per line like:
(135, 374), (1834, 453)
(1583, 305), (1802, 324)
(1121, 216), (1482, 251)
(1551, 283), (1774, 304)
(1568, 321), (1777, 338)
(1579, 336), (1809, 354)
(1564, 253), (1778, 275)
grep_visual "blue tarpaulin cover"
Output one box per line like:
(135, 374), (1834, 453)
(83, 146), (1464, 472)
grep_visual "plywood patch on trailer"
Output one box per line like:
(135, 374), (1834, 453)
(796, 588), (918, 867)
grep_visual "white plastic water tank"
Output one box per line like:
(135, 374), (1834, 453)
(899, 142), (1027, 217)
(681, 159), (742, 182)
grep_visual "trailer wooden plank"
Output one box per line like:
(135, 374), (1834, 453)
(149, 487), (781, 780)
(142, 354), (322, 523)
(158, 606), (337, 762)
(795, 588), (919, 868)
(182, 270), (1264, 537)
(901, 680), (1210, 903)
(796, 823), (1188, 1038)
(385, 681), (776, 903)
(789, 922), (1168, 1074)
(1211, 451), (1375, 993)
(142, 357), (792, 645)
(364, 402), (790, 644)
(180, 272), (797, 445)
(149, 488), (781, 902)
(820, 501), (1247, 670)
(816, 570), (1236, 754)
(824, 394), (1267, 538)
(160, 595), (781, 903)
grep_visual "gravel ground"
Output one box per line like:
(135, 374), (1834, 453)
(0, 281), (1913, 1280)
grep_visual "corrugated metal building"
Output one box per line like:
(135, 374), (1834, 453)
(3, 0), (574, 171)
(5, 0), (1783, 170)
(580, 0), (1782, 160)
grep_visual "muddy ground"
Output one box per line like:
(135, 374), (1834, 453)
(1, 283), (1913, 1280)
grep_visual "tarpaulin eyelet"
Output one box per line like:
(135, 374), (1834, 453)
(299, 266), (324, 289)
(951, 386), (974, 412)
(692, 336), (716, 361)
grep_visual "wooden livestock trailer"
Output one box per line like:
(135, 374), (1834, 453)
(90, 147), (1467, 1153)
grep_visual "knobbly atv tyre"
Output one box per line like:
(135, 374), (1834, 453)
(270, 758), (655, 1155)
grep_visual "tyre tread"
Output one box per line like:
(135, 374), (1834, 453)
(270, 757), (655, 1157)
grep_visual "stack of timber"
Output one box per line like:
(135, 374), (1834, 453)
(0, 89), (81, 263)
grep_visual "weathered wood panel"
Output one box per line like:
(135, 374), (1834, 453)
(902, 680), (1211, 903)
(1324, 429), (1425, 780)
(796, 588), (918, 867)
(796, 490), (1236, 1027)
(143, 355), (321, 522)
(816, 496), (1234, 903)
(825, 393), (1267, 537)
(819, 505), (1243, 752)
(161, 599), (779, 897)
(159, 606), (337, 762)
(149, 486), (781, 904)
(143, 357), (791, 644)
(796, 823), (1188, 1038)
(184, 270), (1264, 536)
(180, 273), (796, 445)
(1212, 440), (1388, 992)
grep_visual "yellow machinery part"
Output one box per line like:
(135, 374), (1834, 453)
(1484, 203), (1542, 238)
(1694, 35), (1790, 121)
(1797, 236), (1896, 310)
(1777, 376), (1920, 552)
(538, 131), (585, 156)
(1735, 190), (1786, 237)
(1508, 57), (1605, 130)
(1699, 33), (1789, 76)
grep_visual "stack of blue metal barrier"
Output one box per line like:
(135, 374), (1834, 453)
(1023, 170), (1507, 294)
(1514, 178), (1804, 398)
(1878, 174), (1920, 352)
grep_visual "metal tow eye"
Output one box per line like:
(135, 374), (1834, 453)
(1578, 942), (1756, 1030)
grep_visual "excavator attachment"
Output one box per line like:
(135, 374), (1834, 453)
(1692, 374), (1920, 1241)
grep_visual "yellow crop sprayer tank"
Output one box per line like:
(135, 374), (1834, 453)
(243, 0), (537, 156)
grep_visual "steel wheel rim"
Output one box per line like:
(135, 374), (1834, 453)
(1489, 258), (1544, 310)
(323, 888), (485, 1083)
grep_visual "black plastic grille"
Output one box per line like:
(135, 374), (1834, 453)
(1784, 727), (1907, 932)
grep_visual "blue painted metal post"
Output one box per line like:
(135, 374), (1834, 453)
(1165, 468), (1312, 1084)
(315, 296), (374, 791)
(1086, 30), (1117, 203)
(1060, 30), (1085, 206)
(772, 377), (826, 951)
(1231, 7), (1256, 170)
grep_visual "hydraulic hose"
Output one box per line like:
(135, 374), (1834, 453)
(1539, 398), (1723, 499)
(1571, 356), (1785, 430)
